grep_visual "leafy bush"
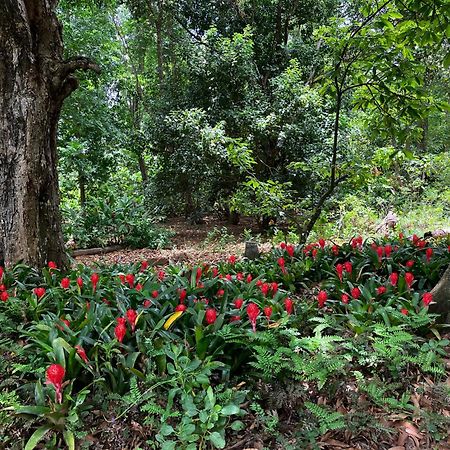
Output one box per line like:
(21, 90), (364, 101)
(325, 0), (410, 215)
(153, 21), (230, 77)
(62, 193), (173, 249)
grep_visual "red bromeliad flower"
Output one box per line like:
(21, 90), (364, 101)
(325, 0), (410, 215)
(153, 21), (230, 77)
(119, 274), (126, 284)
(280, 242), (287, 249)
(384, 245), (392, 258)
(417, 240), (427, 249)
(205, 308), (217, 325)
(341, 294), (349, 304)
(376, 246), (383, 262)
(351, 287), (361, 299)
(284, 297), (293, 315)
(46, 364), (65, 404)
(389, 272), (398, 286)
(48, 261), (57, 270)
(0, 284), (5, 291)
(332, 245), (339, 256)
(317, 291), (327, 308)
(0, 266), (3, 280)
(343, 261), (352, 274)
(175, 304), (187, 312)
(76, 277), (83, 288)
(236, 272), (244, 281)
(405, 272), (414, 288)
(217, 289), (225, 297)
(399, 232), (404, 241)
(211, 267), (219, 278)
(246, 303), (260, 332)
(406, 260), (415, 268)
(1, 291), (9, 302)
(422, 292), (433, 306)
(412, 234), (419, 245)
(336, 264), (343, 282)
(91, 273), (99, 291)
(230, 315), (241, 322)
(179, 289), (187, 303)
(140, 260), (148, 272)
(34, 287), (46, 298)
(377, 286), (386, 295)
(143, 299), (151, 308)
(75, 345), (89, 363)
(225, 274), (232, 281)
(263, 306), (273, 320)
(246, 274), (253, 283)
(152, 290), (159, 298)
(319, 238), (326, 249)
(157, 270), (165, 281)
(286, 244), (294, 257)
(401, 308), (408, 315)
(277, 257), (286, 274)
(228, 255), (237, 264)
(271, 282), (278, 296)
(126, 309), (138, 332)
(115, 318), (127, 342)
(61, 278), (70, 289)
(135, 283), (143, 291)
(59, 318), (70, 329)
(425, 247), (433, 262)
(234, 298), (244, 309)
(311, 248), (318, 259)
(196, 267), (202, 283)
(351, 236), (363, 249)
(125, 273), (135, 288)
(261, 283), (270, 296)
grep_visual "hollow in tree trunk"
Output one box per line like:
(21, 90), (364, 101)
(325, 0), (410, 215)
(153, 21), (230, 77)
(0, 0), (99, 268)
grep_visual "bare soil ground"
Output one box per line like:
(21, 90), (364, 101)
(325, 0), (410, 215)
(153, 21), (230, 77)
(75, 216), (272, 267)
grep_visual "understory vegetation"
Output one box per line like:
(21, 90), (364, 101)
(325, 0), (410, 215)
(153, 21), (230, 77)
(1, 234), (449, 449)
(56, 0), (449, 249)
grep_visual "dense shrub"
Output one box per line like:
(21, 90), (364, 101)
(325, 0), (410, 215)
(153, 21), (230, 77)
(61, 193), (173, 249)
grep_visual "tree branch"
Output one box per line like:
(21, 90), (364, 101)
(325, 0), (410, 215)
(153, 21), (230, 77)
(60, 56), (101, 79)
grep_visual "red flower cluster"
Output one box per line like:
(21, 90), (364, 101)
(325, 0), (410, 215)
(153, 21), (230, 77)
(46, 364), (65, 403)
(317, 291), (327, 308)
(247, 303), (260, 332)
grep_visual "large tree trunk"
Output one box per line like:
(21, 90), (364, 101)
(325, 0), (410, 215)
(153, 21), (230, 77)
(429, 265), (450, 323)
(0, 0), (99, 268)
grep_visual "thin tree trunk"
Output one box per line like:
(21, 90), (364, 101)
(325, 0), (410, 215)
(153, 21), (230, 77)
(155, 0), (164, 85)
(300, 90), (342, 243)
(0, 0), (99, 268)
(138, 153), (149, 183)
(79, 177), (87, 206)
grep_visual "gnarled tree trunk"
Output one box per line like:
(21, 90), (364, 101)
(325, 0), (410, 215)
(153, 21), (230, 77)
(0, 0), (99, 268)
(430, 265), (450, 323)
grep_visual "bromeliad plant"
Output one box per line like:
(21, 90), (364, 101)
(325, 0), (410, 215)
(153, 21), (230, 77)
(0, 232), (449, 448)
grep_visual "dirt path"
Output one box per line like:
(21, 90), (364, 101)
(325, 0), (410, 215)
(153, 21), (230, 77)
(75, 216), (272, 267)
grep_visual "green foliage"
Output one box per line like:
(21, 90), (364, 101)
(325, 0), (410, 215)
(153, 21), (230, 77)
(62, 193), (173, 248)
(1, 236), (449, 447)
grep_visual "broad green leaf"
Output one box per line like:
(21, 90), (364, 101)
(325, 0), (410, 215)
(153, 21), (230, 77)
(24, 425), (52, 450)
(209, 431), (226, 449)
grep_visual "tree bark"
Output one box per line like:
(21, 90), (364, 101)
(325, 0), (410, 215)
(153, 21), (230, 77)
(0, 0), (99, 268)
(429, 265), (450, 323)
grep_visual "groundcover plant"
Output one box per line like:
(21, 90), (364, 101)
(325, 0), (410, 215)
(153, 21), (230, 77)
(0, 234), (449, 449)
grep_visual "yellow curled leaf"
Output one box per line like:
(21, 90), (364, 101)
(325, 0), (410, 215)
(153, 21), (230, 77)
(164, 311), (184, 330)
(268, 321), (281, 329)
